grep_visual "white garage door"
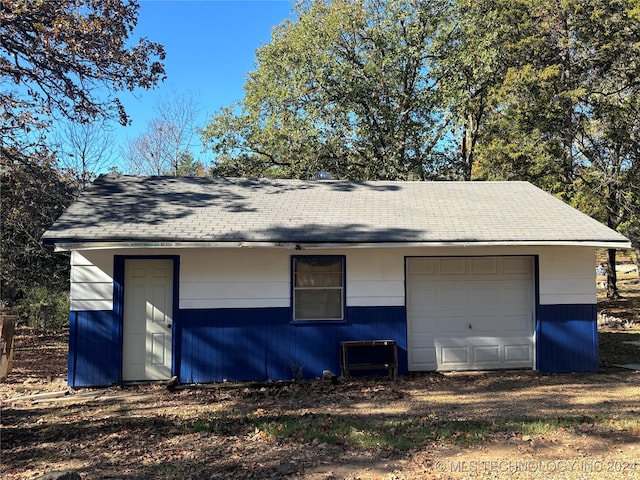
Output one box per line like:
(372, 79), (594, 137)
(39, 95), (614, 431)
(406, 256), (535, 371)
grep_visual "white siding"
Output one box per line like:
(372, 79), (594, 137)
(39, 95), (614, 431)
(180, 249), (290, 309)
(343, 249), (405, 307)
(67, 245), (597, 311)
(537, 247), (596, 305)
(70, 251), (114, 311)
(180, 248), (407, 309)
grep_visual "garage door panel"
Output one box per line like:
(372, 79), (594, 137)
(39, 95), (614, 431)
(409, 331), (437, 370)
(479, 314), (531, 332)
(473, 345), (501, 363)
(471, 286), (499, 304)
(429, 312), (530, 333)
(410, 347), (437, 368)
(414, 336), (534, 371)
(440, 345), (470, 365)
(439, 258), (467, 274)
(437, 336), (533, 369)
(503, 257), (533, 274)
(471, 258), (498, 274)
(408, 316), (433, 334)
(413, 316), (466, 334)
(440, 287), (466, 304)
(407, 256), (534, 371)
(407, 258), (435, 275)
(432, 314), (474, 332)
(466, 313), (502, 331)
(503, 314), (532, 331)
(505, 344), (532, 363)
(503, 284), (532, 304)
(406, 284), (436, 308)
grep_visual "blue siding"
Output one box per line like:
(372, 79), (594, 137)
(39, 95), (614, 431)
(70, 302), (599, 384)
(178, 306), (408, 383)
(68, 310), (120, 387)
(67, 305), (408, 386)
(536, 304), (598, 373)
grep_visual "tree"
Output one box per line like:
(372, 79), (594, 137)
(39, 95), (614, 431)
(174, 151), (205, 177)
(0, 0), (165, 307)
(455, 0), (576, 189)
(1, 148), (76, 303)
(124, 92), (205, 175)
(203, 0), (453, 180)
(446, 0), (640, 298)
(54, 118), (117, 191)
(124, 118), (173, 175)
(462, 1), (639, 181)
(573, 89), (640, 297)
(620, 207), (640, 283)
(573, 2), (640, 297)
(430, 0), (527, 180)
(1, 0), (166, 158)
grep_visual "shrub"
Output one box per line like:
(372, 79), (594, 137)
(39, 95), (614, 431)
(14, 287), (69, 331)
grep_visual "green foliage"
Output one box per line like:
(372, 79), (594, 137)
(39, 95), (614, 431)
(170, 152), (205, 177)
(432, 0), (531, 180)
(204, 0), (639, 193)
(203, 0), (454, 180)
(436, 0), (639, 297)
(0, 150), (76, 303)
(1, 0), (165, 151)
(434, 0), (640, 197)
(14, 286), (70, 331)
(505, 415), (595, 436)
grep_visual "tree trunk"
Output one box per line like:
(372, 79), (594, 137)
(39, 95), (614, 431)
(635, 244), (640, 283)
(606, 248), (621, 299)
(558, 14), (576, 185)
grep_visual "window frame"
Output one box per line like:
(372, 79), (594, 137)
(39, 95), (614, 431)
(291, 255), (346, 323)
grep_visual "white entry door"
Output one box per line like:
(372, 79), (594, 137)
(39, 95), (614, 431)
(123, 259), (174, 381)
(406, 256), (535, 371)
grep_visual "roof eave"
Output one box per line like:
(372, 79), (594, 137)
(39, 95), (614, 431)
(50, 239), (633, 252)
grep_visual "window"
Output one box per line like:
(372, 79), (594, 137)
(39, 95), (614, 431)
(292, 256), (345, 321)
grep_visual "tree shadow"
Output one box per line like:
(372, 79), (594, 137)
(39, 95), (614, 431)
(43, 176), (420, 243)
(3, 372), (640, 479)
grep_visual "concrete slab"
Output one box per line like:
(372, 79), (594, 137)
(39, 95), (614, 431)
(613, 364), (640, 370)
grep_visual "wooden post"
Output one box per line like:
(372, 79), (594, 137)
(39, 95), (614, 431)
(0, 315), (17, 381)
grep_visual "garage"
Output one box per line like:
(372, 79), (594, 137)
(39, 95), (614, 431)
(47, 178), (631, 385)
(406, 256), (535, 371)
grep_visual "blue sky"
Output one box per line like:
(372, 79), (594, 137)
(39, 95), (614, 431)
(113, 0), (295, 162)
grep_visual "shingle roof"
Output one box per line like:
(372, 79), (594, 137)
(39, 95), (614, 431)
(42, 175), (630, 248)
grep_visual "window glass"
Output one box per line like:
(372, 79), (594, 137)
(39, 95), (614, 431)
(293, 257), (344, 320)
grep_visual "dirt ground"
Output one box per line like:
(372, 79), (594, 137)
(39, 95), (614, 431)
(2, 278), (640, 480)
(2, 326), (640, 480)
